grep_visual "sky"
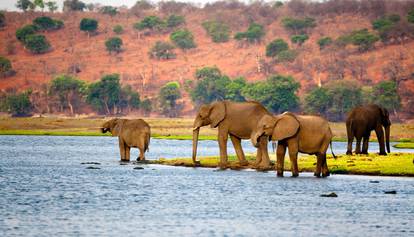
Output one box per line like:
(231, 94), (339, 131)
(0, 0), (219, 11)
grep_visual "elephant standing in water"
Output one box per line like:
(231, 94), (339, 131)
(192, 101), (272, 169)
(346, 104), (391, 155)
(101, 118), (151, 161)
(252, 113), (334, 177)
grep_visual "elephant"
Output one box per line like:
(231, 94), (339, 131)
(192, 101), (272, 169)
(346, 104), (391, 156)
(252, 112), (334, 177)
(101, 118), (151, 162)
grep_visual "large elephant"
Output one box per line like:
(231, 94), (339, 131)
(346, 104), (391, 156)
(252, 112), (334, 177)
(192, 101), (272, 169)
(101, 118), (151, 161)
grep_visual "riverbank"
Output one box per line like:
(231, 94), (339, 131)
(149, 153), (414, 177)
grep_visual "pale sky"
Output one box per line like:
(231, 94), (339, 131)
(0, 0), (221, 11)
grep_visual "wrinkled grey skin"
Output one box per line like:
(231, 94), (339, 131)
(102, 118), (151, 161)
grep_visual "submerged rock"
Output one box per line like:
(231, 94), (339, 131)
(320, 192), (338, 197)
(369, 180), (380, 183)
(384, 190), (397, 194)
(133, 167), (144, 170)
(86, 166), (100, 170)
(81, 162), (101, 165)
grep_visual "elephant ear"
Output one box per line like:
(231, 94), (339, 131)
(111, 119), (123, 136)
(209, 101), (226, 128)
(272, 113), (300, 141)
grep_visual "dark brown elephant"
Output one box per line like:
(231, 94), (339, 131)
(346, 104), (391, 156)
(102, 118), (151, 161)
(252, 113), (334, 177)
(192, 101), (272, 169)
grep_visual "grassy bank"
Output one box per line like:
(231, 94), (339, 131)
(150, 153), (414, 177)
(0, 116), (413, 142)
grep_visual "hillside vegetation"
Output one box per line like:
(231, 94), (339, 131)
(0, 0), (414, 120)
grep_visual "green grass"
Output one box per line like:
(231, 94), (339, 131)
(393, 142), (414, 149)
(149, 153), (414, 177)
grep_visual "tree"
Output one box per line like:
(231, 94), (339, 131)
(167, 14), (185, 28)
(24, 34), (51, 54)
(407, 8), (414, 23)
(190, 67), (230, 105)
(282, 17), (316, 34)
(118, 85), (140, 114)
(99, 6), (118, 17)
(15, 24), (39, 42)
(276, 50), (297, 63)
(225, 77), (246, 102)
(49, 75), (85, 115)
(63, 0), (86, 11)
(317, 36), (332, 50)
(113, 25), (123, 34)
(242, 75), (300, 113)
(34, 0), (45, 11)
(45, 1), (58, 12)
(325, 80), (363, 121)
(86, 74), (121, 115)
(149, 41), (176, 59)
(372, 80), (400, 114)
(234, 22), (265, 43)
(291, 34), (309, 46)
(141, 98), (152, 116)
(33, 16), (63, 31)
(134, 16), (165, 32)
(105, 37), (123, 54)
(6, 91), (33, 117)
(266, 39), (288, 57)
(170, 29), (196, 50)
(159, 81), (182, 117)
(202, 20), (230, 43)
(16, 0), (34, 12)
(0, 11), (5, 28)
(80, 18), (98, 37)
(304, 87), (330, 115)
(0, 56), (13, 77)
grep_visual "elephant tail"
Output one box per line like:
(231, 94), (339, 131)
(330, 141), (336, 159)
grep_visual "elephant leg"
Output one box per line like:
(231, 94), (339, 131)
(314, 153), (322, 178)
(287, 139), (299, 177)
(346, 133), (354, 155)
(218, 129), (229, 169)
(276, 142), (286, 177)
(258, 136), (270, 169)
(354, 136), (362, 154)
(255, 146), (263, 166)
(229, 135), (248, 166)
(362, 133), (370, 154)
(138, 147), (145, 161)
(119, 137), (127, 161)
(125, 146), (131, 161)
(321, 154), (330, 177)
(375, 125), (387, 155)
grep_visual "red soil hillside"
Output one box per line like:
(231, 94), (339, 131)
(1, 7), (414, 116)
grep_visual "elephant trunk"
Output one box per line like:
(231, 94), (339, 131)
(192, 128), (201, 165)
(385, 125), (390, 153)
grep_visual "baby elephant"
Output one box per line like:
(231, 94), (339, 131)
(252, 112), (334, 177)
(101, 118), (151, 162)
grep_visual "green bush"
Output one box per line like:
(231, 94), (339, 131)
(266, 39), (288, 57)
(159, 81), (182, 117)
(167, 15), (185, 28)
(63, 0), (86, 11)
(0, 11), (5, 28)
(0, 56), (12, 76)
(134, 16), (165, 31)
(15, 24), (39, 42)
(105, 37), (123, 53)
(276, 50), (297, 63)
(282, 17), (316, 34)
(234, 23), (265, 43)
(317, 36), (332, 50)
(304, 87), (330, 115)
(407, 8), (414, 23)
(80, 18), (98, 35)
(202, 20), (230, 43)
(291, 34), (309, 46)
(372, 80), (400, 112)
(349, 29), (379, 52)
(24, 34), (51, 54)
(113, 25), (123, 34)
(149, 41), (176, 59)
(6, 91), (33, 117)
(99, 6), (118, 16)
(33, 16), (64, 31)
(170, 29), (196, 49)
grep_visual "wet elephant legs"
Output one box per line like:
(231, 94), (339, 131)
(229, 135), (248, 166)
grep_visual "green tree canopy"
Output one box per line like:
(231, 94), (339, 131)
(34, 0), (45, 11)
(105, 37), (123, 53)
(282, 17), (316, 34)
(317, 36), (332, 50)
(0, 56), (12, 76)
(63, 0), (86, 11)
(113, 25), (123, 34)
(234, 23), (265, 43)
(46, 1), (58, 12)
(141, 98), (152, 116)
(304, 87), (330, 115)
(202, 20), (230, 43)
(5, 90), (33, 117)
(0, 11), (5, 28)
(49, 75), (85, 115)
(24, 34), (51, 54)
(15, 24), (39, 42)
(372, 80), (400, 113)
(326, 80), (363, 121)
(159, 81), (182, 117)
(86, 74), (121, 114)
(266, 38), (288, 57)
(149, 41), (176, 59)
(16, 0), (35, 12)
(33, 16), (64, 31)
(80, 18), (98, 36)
(225, 77), (247, 102)
(407, 8), (414, 23)
(242, 75), (300, 113)
(167, 15), (185, 28)
(190, 67), (230, 105)
(291, 34), (309, 46)
(99, 6), (118, 16)
(170, 29), (196, 50)
(134, 16), (165, 31)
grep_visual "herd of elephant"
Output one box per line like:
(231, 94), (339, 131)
(101, 101), (391, 178)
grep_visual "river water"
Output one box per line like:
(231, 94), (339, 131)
(0, 135), (413, 236)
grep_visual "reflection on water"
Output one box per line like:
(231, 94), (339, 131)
(0, 136), (413, 236)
